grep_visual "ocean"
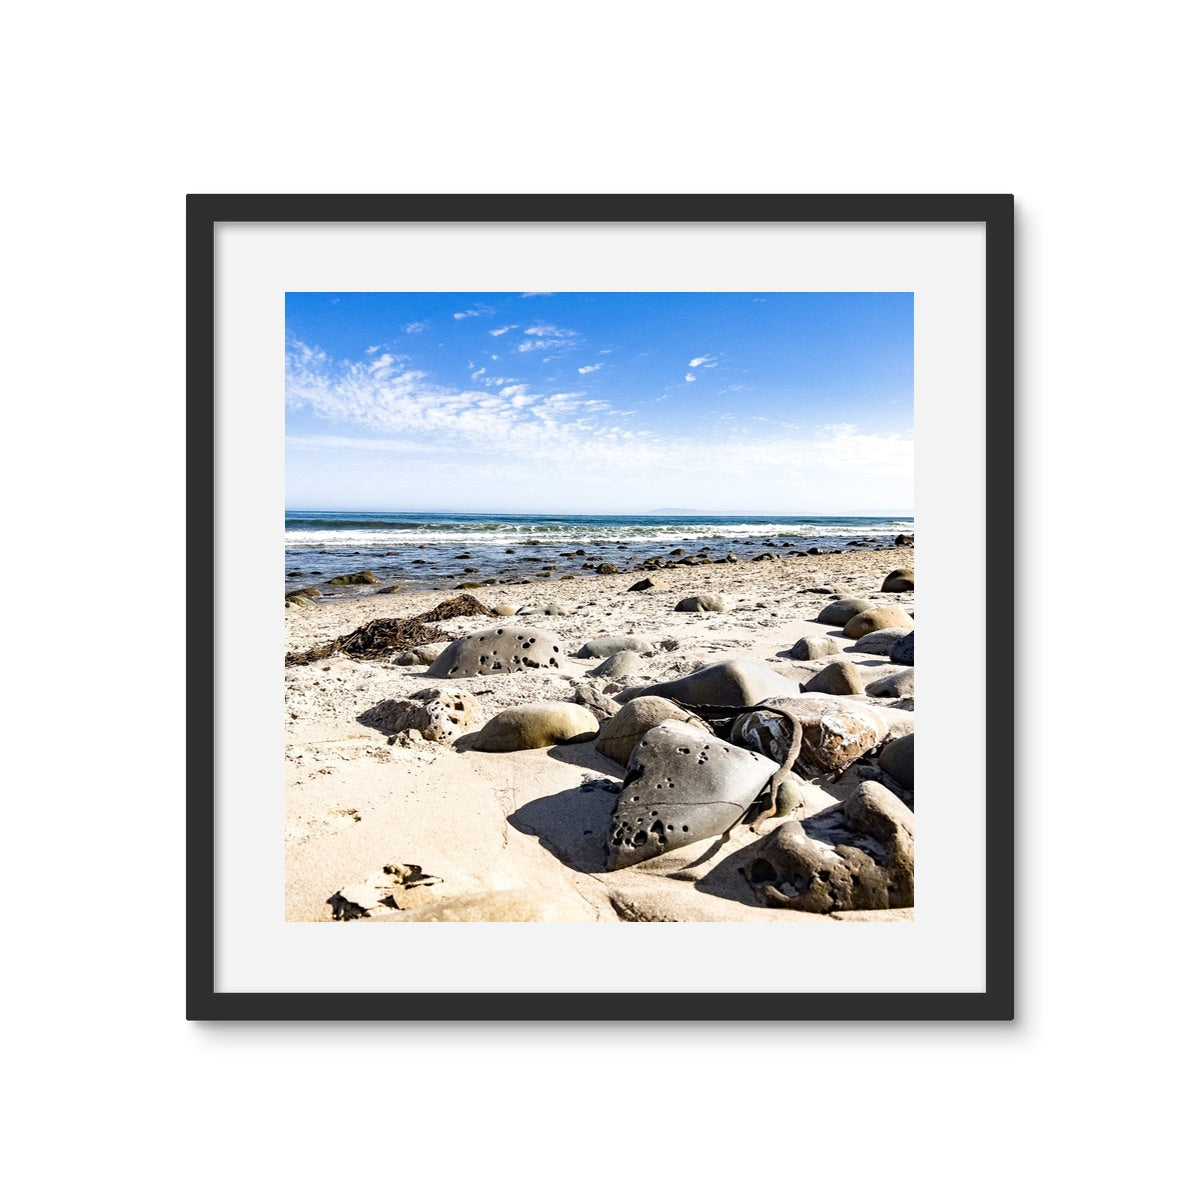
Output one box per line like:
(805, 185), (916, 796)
(284, 511), (914, 596)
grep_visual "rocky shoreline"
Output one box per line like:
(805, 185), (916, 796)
(285, 545), (915, 922)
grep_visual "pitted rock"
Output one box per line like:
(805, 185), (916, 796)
(594, 696), (710, 768)
(426, 625), (565, 679)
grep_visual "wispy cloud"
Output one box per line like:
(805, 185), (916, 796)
(404, 322), (428, 334)
(454, 310), (481, 320)
(518, 323), (578, 353)
(578, 363), (603, 375)
(689, 355), (717, 368)
(521, 292), (554, 297)
(490, 325), (518, 336)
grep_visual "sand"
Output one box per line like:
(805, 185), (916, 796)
(284, 547), (915, 922)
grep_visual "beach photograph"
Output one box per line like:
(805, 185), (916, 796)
(284, 290), (917, 923)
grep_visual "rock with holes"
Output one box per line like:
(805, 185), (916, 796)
(789, 635), (843, 660)
(744, 781), (914, 912)
(426, 626), (565, 679)
(879, 732), (915, 791)
(730, 695), (888, 775)
(851, 627), (911, 656)
(587, 650), (645, 679)
(882, 568), (915, 592)
(371, 688), (481, 742)
(606, 720), (777, 869)
(815, 597), (874, 625)
(594, 696), (710, 768)
(843, 606), (914, 639)
(805, 659), (864, 696)
(517, 603), (566, 616)
(890, 631), (914, 666)
(675, 593), (734, 613)
(575, 635), (656, 659)
(866, 668), (915, 699)
(620, 659), (802, 708)
(472, 702), (599, 752)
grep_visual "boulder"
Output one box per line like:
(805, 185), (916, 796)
(622, 659), (802, 708)
(894, 533), (914, 547)
(815, 597), (874, 625)
(890, 631), (914, 666)
(517, 603), (565, 616)
(627, 578), (657, 592)
(882, 568), (915, 592)
(575, 635), (655, 659)
(596, 562), (620, 575)
(594, 696), (709, 768)
(606, 721), (777, 869)
(843, 606), (914, 639)
(327, 571), (380, 586)
(571, 682), (621, 721)
(393, 642), (449, 666)
(491, 603), (518, 617)
(851, 627), (912, 655)
(879, 732), (915, 790)
(426, 626), (565, 679)
(789, 635), (843, 660)
(804, 659), (864, 696)
(730, 695), (888, 775)
(360, 688), (480, 741)
(472, 702), (599, 752)
(675, 593), (734, 613)
(744, 782), (914, 912)
(867, 669), (915, 699)
(587, 650), (645, 679)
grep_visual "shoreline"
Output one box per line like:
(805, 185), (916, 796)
(285, 547), (915, 922)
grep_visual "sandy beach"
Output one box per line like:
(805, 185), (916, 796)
(285, 544), (916, 923)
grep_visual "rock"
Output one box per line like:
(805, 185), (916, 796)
(596, 562), (620, 575)
(575, 635), (655, 658)
(882, 568), (914, 592)
(327, 863), (441, 919)
(571, 682), (621, 721)
(752, 552), (779, 561)
(426, 625), (565, 679)
(744, 782), (914, 912)
(867, 669), (915, 698)
(879, 733), (915, 790)
(285, 592), (317, 608)
(517, 603), (565, 616)
(393, 641), (450, 665)
(805, 659), (864, 695)
(372, 889), (595, 922)
(788, 635), (842, 660)
(731, 695), (888, 774)
(851, 627), (912, 655)
(675, 593), (734, 613)
(621, 659), (802, 707)
(360, 688), (480, 741)
(627, 578), (657, 592)
(327, 571), (379, 586)
(843, 606), (914, 639)
(491, 603), (518, 617)
(587, 650), (645, 678)
(594, 696), (709, 768)
(894, 533), (914, 547)
(890, 631), (914, 666)
(472, 702), (599, 751)
(287, 587), (321, 600)
(606, 721), (778, 869)
(815, 597), (874, 625)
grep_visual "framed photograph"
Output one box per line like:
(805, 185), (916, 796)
(188, 194), (1013, 1021)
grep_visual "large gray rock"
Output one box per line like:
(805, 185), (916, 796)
(851, 627), (911, 656)
(881, 568), (915, 591)
(594, 696), (709, 768)
(843, 606), (914, 639)
(744, 781), (914, 912)
(867, 668), (915, 698)
(587, 650), (645, 678)
(879, 732), (915, 790)
(805, 659), (864, 696)
(426, 626), (564, 679)
(890, 631), (914, 666)
(815, 598), (874, 625)
(472, 702), (599, 751)
(789, 635), (843, 660)
(606, 721), (777, 869)
(675, 593), (734, 613)
(622, 659), (801, 708)
(576, 635), (656, 659)
(731, 695), (888, 775)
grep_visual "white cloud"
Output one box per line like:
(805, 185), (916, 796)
(689, 355), (716, 368)
(453, 310), (480, 320)
(684, 373), (697, 383)
(365, 345), (380, 355)
(525, 323), (573, 338)
(578, 363), (603, 375)
(521, 292), (554, 297)
(490, 325), (517, 336)
(404, 322), (428, 334)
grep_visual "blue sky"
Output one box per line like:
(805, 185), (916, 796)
(285, 292), (913, 514)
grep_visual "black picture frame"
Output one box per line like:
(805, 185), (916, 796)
(188, 193), (1014, 1022)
